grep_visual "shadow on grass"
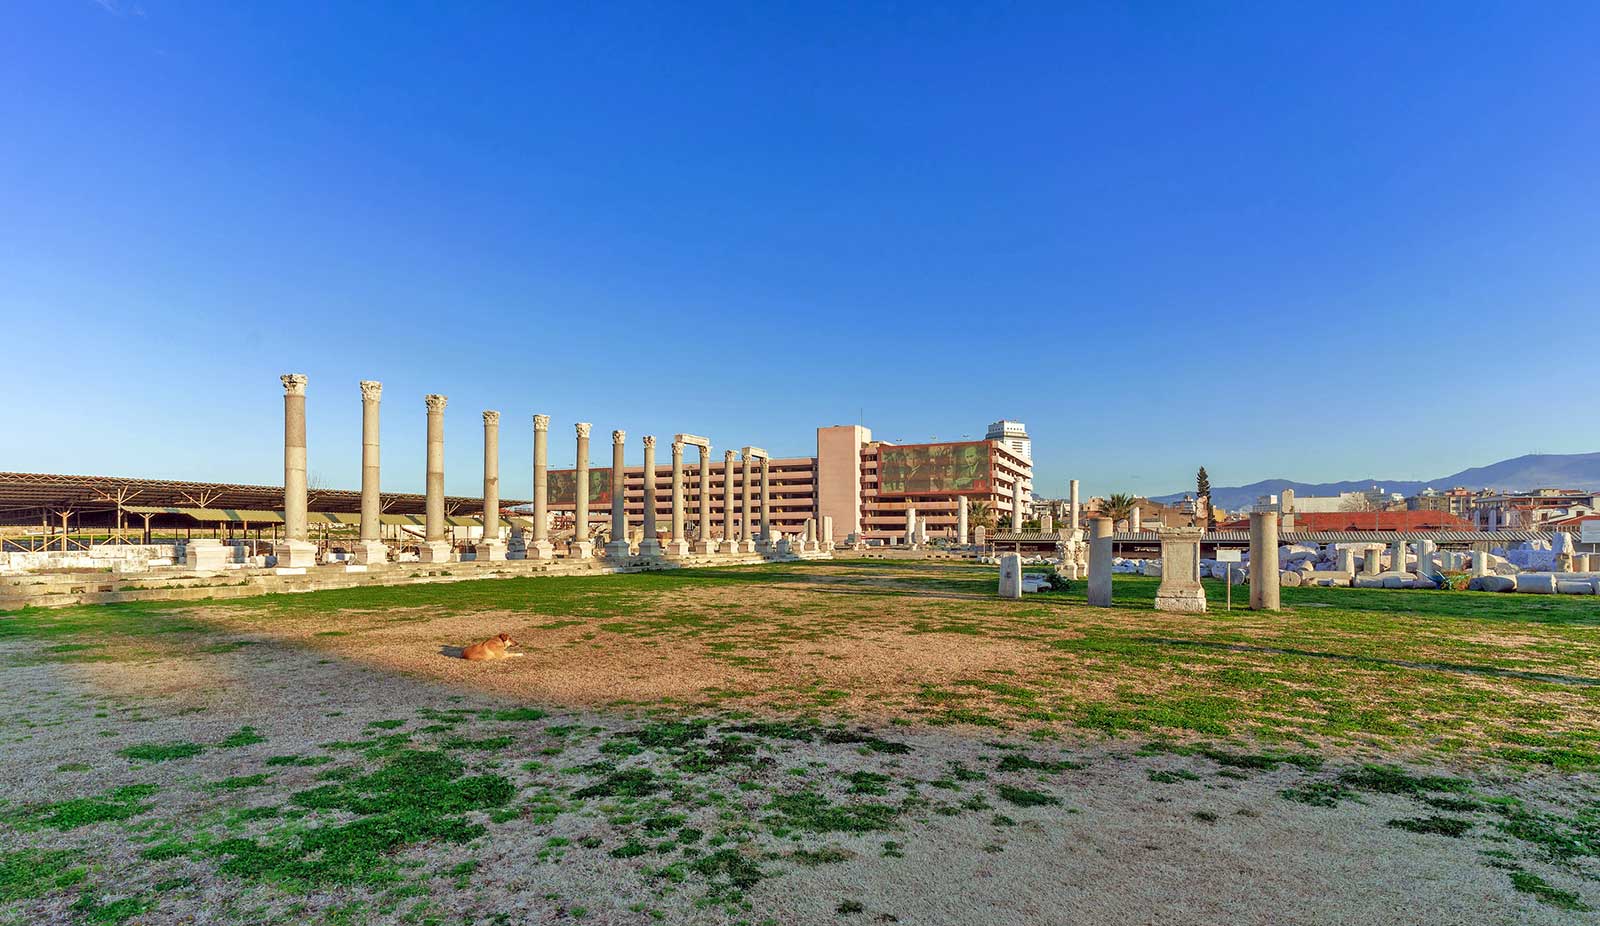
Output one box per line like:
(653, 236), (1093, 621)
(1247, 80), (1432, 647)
(1139, 637), (1600, 688)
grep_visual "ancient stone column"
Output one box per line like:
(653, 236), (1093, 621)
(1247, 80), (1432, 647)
(1154, 526), (1207, 612)
(475, 411), (506, 561)
(667, 440), (689, 558)
(1471, 550), (1489, 578)
(998, 552), (1022, 599)
(274, 374), (317, 567)
(530, 415), (554, 559)
(1041, 513), (1054, 534)
(639, 436), (661, 558)
(905, 507), (918, 548)
(1087, 517), (1114, 607)
(1363, 547), (1381, 575)
(1069, 479), (1080, 532)
(1416, 539), (1436, 578)
(1130, 507), (1141, 534)
(605, 430), (632, 560)
(1249, 511), (1280, 611)
(1390, 538), (1408, 574)
(570, 423), (594, 558)
(719, 450), (737, 554)
(957, 499), (969, 545)
(1337, 547), (1356, 575)
(694, 444), (716, 555)
(419, 394), (452, 562)
(739, 450), (755, 553)
(1487, 508), (1499, 532)
(759, 456), (773, 551)
(354, 380), (387, 564)
(1012, 479), (1024, 531)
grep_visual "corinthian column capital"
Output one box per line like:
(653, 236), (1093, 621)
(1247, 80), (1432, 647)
(533, 414), (550, 432)
(358, 380), (382, 401)
(281, 373), (308, 396)
(575, 422), (592, 439)
(613, 429), (626, 445)
(425, 394), (448, 412)
(641, 435), (656, 448)
(483, 410), (500, 426)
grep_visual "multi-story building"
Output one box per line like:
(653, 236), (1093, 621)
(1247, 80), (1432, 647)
(543, 423), (1033, 544)
(1470, 488), (1600, 529)
(985, 420), (1031, 463)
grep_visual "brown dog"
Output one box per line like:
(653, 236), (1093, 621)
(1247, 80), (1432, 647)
(461, 633), (522, 661)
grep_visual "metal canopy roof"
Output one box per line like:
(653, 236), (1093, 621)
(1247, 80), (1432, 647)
(122, 506), (533, 530)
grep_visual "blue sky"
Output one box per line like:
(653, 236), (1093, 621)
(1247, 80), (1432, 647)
(2, 2), (1596, 501)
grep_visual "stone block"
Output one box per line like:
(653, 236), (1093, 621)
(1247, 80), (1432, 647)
(998, 553), (1022, 599)
(1518, 574), (1557, 595)
(475, 540), (508, 562)
(185, 539), (229, 571)
(1556, 579), (1597, 595)
(1469, 575), (1516, 592)
(273, 540), (318, 569)
(351, 540), (389, 565)
(418, 542), (455, 563)
(1279, 570), (1302, 587)
(604, 540), (634, 561)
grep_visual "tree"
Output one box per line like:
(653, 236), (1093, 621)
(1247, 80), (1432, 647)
(1101, 493), (1137, 525)
(1196, 467), (1213, 528)
(966, 498), (995, 532)
(1340, 494), (1375, 513)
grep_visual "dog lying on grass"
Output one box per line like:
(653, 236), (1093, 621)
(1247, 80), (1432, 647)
(461, 633), (523, 661)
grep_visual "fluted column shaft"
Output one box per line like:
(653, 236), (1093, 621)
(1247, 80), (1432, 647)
(532, 415), (549, 542)
(482, 411), (500, 540)
(424, 395), (446, 542)
(642, 437), (658, 541)
(282, 374), (309, 542)
(574, 424), (592, 542)
(359, 381), (381, 542)
(671, 441), (685, 541)
(698, 445), (712, 541)
(611, 430), (627, 542)
(760, 458), (770, 541)
(1069, 479), (1080, 532)
(722, 450), (736, 540)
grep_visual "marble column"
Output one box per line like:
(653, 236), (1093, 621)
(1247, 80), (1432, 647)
(419, 394), (452, 562)
(475, 411), (506, 561)
(1069, 479), (1081, 532)
(694, 444), (716, 555)
(353, 380), (387, 564)
(529, 415), (555, 559)
(1488, 508), (1499, 532)
(639, 436), (661, 558)
(604, 430), (632, 560)
(1012, 478), (1024, 531)
(758, 456), (773, 552)
(719, 450), (738, 553)
(1363, 547), (1381, 575)
(905, 507), (918, 548)
(739, 451), (756, 553)
(1249, 511), (1280, 611)
(570, 423), (594, 559)
(1471, 550), (1489, 578)
(1087, 516), (1114, 606)
(667, 440), (689, 557)
(956, 499), (969, 545)
(274, 373), (317, 567)
(1390, 538), (1408, 574)
(1130, 507), (1141, 534)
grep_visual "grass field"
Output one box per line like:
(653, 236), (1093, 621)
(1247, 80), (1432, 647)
(1, 559), (1596, 924)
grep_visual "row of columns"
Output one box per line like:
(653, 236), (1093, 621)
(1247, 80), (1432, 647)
(1079, 509), (1282, 612)
(274, 375), (781, 567)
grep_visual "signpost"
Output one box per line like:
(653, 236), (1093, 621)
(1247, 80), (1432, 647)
(1217, 548), (1242, 610)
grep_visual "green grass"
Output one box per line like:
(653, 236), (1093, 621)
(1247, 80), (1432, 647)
(23, 784), (160, 830)
(118, 741), (204, 762)
(0, 848), (86, 901)
(1509, 871), (1590, 911)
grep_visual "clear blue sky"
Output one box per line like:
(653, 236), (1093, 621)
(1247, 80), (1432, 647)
(3, 2), (1596, 501)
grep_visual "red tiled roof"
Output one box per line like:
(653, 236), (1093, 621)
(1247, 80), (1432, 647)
(1219, 511), (1473, 532)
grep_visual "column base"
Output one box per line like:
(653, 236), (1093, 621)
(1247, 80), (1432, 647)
(273, 539), (318, 568)
(417, 541), (455, 563)
(693, 540), (718, 555)
(664, 540), (691, 558)
(605, 540), (634, 561)
(739, 539), (757, 554)
(352, 540), (389, 565)
(637, 539), (663, 559)
(776, 540), (794, 555)
(755, 539), (776, 554)
(718, 540), (738, 554)
(185, 538), (229, 570)
(527, 540), (556, 560)
(567, 540), (594, 560)
(474, 540), (507, 562)
(1155, 587), (1209, 613)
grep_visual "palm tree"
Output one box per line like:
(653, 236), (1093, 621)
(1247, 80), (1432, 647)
(966, 498), (995, 532)
(1100, 493), (1137, 526)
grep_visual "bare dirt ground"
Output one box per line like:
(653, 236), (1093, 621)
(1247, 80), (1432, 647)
(1, 561), (1596, 925)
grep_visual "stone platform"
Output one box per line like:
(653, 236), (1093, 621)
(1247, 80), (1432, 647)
(0, 549), (827, 612)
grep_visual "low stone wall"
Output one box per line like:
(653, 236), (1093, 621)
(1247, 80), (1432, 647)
(0, 549), (823, 612)
(0, 545), (181, 576)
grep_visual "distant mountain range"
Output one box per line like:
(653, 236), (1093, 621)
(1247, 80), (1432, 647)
(1150, 453), (1600, 511)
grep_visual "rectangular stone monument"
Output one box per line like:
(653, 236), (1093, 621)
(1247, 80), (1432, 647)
(1087, 517), (1114, 607)
(185, 538), (229, 571)
(1153, 527), (1207, 612)
(998, 552), (1022, 599)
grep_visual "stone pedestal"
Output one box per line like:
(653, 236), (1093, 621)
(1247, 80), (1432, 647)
(605, 539), (633, 561)
(693, 538), (718, 555)
(1471, 550), (1489, 577)
(528, 540), (556, 560)
(755, 538), (777, 554)
(418, 541), (454, 563)
(1337, 547), (1356, 574)
(777, 538), (794, 555)
(352, 540), (389, 565)
(718, 539), (738, 554)
(998, 553), (1022, 599)
(186, 538), (230, 570)
(273, 539), (317, 568)
(1390, 539), (1408, 574)
(474, 540), (507, 562)
(1153, 527), (1207, 613)
(1363, 548), (1381, 575)
(1087, 517), (1113, 607)
(664, 539), (691, 558)
(739, 538), (757, 553)
(638, 538), (663, 559)
(568, 540), (594, 560)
